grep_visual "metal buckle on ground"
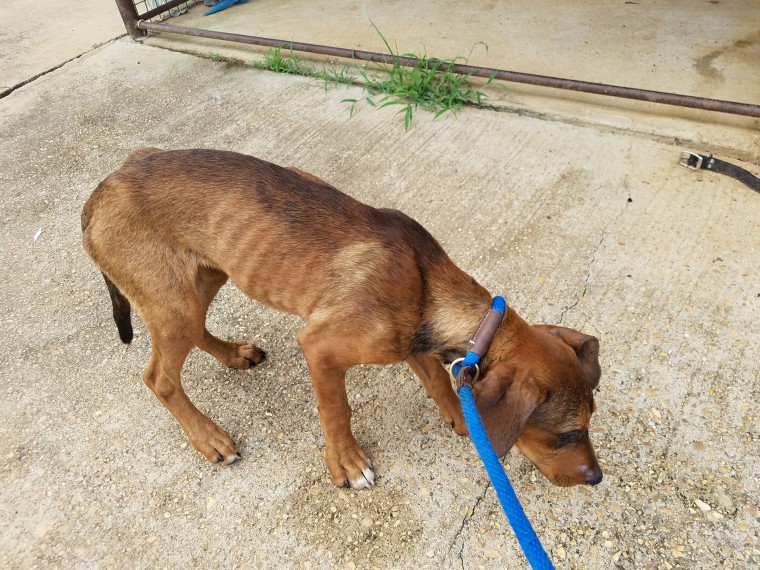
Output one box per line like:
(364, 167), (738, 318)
(679, 151), (703, 170)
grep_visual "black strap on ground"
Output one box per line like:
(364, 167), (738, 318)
(679, 151), (760, 193)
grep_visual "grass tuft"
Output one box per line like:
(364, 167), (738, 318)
(341, 23), (494, 130)
(243, 25), (495, 130)
(248, 46), (355, 91)
(250, 45), (310, 75)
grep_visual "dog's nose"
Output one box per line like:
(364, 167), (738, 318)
(581, 465), (603, 486)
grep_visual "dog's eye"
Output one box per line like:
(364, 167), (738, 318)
(554, 429), (588, 448)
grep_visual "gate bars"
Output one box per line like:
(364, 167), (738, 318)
(115, 0), (760, 119)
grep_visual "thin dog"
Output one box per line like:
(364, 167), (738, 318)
(81, 148), (603, 489)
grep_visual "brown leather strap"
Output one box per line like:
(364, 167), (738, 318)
(468, 308), (504, 357)
(448, 302), (507, 389)
(456, 365), (478, 390)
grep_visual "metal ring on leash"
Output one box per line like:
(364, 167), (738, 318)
(448, 357), (480, 383)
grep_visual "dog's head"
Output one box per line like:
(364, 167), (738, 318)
(474, 322), (602, 487)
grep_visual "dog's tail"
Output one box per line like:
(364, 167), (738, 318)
(102, 273), (133, 344)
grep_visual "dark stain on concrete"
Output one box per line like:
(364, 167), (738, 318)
(694, 31), (759, 82)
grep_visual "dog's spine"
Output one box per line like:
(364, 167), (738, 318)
(102, 273), (133, 344)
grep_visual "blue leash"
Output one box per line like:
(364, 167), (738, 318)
(452, 296), (555, 570)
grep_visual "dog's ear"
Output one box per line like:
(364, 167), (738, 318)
(546, 327), (601, 390)
(472, 364), (546, 457)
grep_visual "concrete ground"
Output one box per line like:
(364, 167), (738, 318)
(1, 1), (759, 569)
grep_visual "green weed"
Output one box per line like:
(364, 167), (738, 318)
(250, 45), (312, 75)
(313, 65), (355, 90)
(209, 52), (236, 64)
(246, 25), (495, 130)
(250, 46), (355, 91)
(342, 23), (494, 130)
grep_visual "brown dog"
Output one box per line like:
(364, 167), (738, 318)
(82, 148), (603, 489)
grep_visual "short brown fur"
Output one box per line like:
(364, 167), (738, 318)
(82, 148), (603, 488)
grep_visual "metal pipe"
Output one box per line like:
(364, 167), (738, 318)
(138, 20), (760, 119)
(114, 0), (143, 39)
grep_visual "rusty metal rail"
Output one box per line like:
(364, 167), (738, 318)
(116, 0), (760, 119)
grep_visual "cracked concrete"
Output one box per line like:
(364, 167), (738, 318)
(558, 190), (634, 326)
(1, 0), (125, 95)
(449, 483), (491, 569)
(2, 1), (760, 569)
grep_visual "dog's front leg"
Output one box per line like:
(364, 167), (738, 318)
(407, 353), (468, 435)
(298, 327), (374, 489)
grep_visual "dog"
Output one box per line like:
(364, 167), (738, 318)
(81, 148), (603, 489)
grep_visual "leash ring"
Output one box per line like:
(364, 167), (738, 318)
(448, 357), (480, 383)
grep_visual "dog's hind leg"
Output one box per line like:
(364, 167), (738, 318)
(195, 266), (267, 370)
(140, 284), (241, 465)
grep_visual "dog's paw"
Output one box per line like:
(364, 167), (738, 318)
(229, 342), (267, 370)
(186, 417), (241, 465)
(325, 440), (375, 490)
(449, 418), (469, 436)
(347, 463), (375, 489)
(442, 409), (469, 436)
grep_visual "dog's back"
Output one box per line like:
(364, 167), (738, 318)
(82, 148), (448, 325)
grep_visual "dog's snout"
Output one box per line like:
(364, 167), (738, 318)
(581, 464), (603, 486)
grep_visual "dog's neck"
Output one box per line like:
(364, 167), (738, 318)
(419, 264), (508, 363)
